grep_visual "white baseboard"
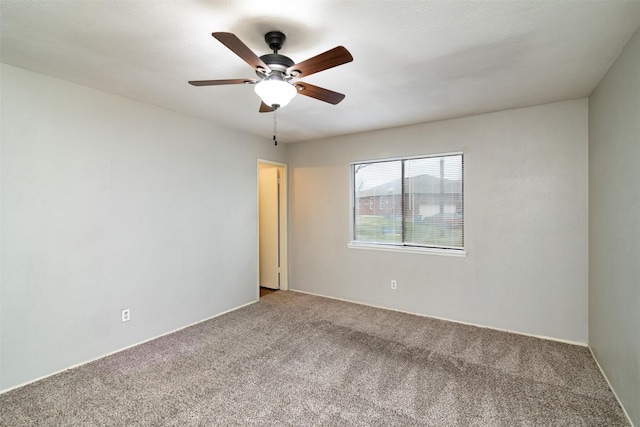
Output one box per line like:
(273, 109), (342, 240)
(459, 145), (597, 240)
(588, 347), (635, 427)
(0, 299), (258, 395)
(289, 289), (587, 347)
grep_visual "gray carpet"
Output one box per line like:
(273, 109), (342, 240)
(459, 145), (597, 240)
(0, 291), (629, 426)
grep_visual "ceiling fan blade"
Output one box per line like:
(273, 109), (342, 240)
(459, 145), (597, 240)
(212, 32), (271, 73)
(259, 102), (275, 113)
(295, 82), (346, 105)
(188, 78), (257, 86)
(287, 46), (353, 78)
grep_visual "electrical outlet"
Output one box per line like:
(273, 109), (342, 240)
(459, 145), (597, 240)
(391, 280), (397, 290)
(121, 308), (130, 322)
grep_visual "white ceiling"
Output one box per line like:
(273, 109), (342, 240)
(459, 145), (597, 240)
(2, 1), (639, 143)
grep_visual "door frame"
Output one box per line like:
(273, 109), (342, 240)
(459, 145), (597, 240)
(257, 159), (288, 298)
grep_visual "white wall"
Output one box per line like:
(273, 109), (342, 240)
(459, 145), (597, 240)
(0, 64), (285, 391)
(589, 26), (640, 425)
(287, 99), (588, 343)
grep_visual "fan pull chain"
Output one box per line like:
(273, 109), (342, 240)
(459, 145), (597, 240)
(273, 108), (278, 146)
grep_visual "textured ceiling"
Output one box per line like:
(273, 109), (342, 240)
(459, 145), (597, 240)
(2, 1), (639, 143)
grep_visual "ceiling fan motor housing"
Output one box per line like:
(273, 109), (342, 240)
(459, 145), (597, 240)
(259, 53), (294, 74)
(259, 31), (295, 76)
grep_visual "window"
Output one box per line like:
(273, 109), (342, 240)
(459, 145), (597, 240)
(351, 153), (463, 252)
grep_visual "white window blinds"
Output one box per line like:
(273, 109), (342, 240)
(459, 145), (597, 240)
(352, 153), (463, 250)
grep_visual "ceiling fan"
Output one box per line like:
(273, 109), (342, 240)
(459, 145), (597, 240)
(189, 31), (353, 112)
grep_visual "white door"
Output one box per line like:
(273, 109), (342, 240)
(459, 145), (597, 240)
(258, 165), (280, 289)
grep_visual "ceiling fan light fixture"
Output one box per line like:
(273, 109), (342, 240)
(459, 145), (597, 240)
(254, 77), (297, 108)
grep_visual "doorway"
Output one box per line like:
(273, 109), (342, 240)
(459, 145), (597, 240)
(257, 160), (287, 298)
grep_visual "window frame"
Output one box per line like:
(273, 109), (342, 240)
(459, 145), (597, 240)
(349, 152), (466, 257)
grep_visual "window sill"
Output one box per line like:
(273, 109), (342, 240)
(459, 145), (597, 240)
(348, 242), (467, 257)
